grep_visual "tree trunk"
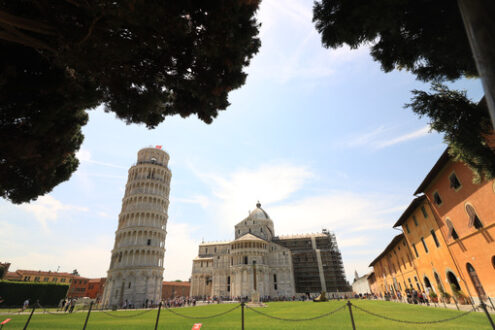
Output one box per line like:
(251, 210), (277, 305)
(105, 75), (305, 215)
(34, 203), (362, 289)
(458, 0), (495, 128)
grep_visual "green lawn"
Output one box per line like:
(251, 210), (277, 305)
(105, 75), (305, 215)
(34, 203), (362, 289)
(0, 300), (492, 329)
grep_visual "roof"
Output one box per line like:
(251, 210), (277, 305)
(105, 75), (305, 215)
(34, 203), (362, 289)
(276, 233), (327, 240)
(369, 234), (404, 267)
(234, 233), (267, 242)
(199, 241), (230, 246)
(162, 281), (191, 287)
(5, 271), (22, 280)
(414, 149), (450, 195)
(393, 195), (426, 228)
(193, 257), (213, 261)
(16, 270), (74, 277)
(88, 278), (105, 283)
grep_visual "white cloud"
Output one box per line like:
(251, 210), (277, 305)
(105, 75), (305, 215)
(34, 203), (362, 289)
(19, 195), (88, 231)
(343, 125), (432, 150)
(163, 222), (198, 281)
(192, 163), (313, 229)
(172, 195), (210, 209)
(249, 0), (369, 83)
(375, 125), (431, 149)
(76, 149), (127, 169)
(6, 235), (113, 278)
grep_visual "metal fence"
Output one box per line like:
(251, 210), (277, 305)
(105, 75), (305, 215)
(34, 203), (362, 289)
(16, 299), (495, 330)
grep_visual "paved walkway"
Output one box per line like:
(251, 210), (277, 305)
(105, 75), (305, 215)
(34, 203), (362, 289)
(381, 298), (495, 314)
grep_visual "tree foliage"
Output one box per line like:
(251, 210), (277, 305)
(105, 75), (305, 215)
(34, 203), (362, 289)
(407, 85), (495, 182)
(313, 0), (476, 82)
(0, 1), (261, 203)
(0, 280), (69, 307)
(313, 0), (494, 179)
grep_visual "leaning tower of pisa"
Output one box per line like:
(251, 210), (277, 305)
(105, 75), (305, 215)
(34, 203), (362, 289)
(102, 146), (171, 308)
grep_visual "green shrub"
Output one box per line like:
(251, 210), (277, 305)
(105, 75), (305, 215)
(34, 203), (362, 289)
(0, 280), (69, 307)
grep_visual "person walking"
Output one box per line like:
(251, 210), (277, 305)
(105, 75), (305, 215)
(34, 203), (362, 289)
(69, 299), (76, 313)
(22, 298), (29, 312)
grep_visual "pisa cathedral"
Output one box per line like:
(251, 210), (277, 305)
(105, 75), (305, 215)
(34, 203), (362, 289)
(102, 147), (171, 307)
(190, 202), (351, 299)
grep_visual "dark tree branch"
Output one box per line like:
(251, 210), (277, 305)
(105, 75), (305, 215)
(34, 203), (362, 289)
(0, 10), (55, 35)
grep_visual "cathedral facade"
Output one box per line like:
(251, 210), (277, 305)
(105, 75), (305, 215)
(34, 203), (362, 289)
(190, 202), (350, 299)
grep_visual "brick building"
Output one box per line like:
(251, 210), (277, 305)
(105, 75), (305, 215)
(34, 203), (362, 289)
(86, 278), (106, 301)
(162, 281), (191, 299)
(67, 276), (90, 298)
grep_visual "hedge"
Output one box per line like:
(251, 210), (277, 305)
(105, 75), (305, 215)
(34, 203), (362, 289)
(0, 280), (69, 307)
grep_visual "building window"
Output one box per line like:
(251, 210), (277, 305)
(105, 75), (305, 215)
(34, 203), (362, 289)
(147, 239), (151, 246)
(61, 278), (66, 283)
(405, 224), (410, 234)
(128, 282), (131, 289)
(420, 237), (428, 253)
(244, 256), (248, 265)
(412, 244), (419, 257)
(465, 204), (483, 229)
(431, 230), (440, 247)
(34, 277), (40, 282)
(413, 215), (418, 226)
(205, 248), (208, 254)
(273, 274), (277, 283)
(43, 277), (49, 282)
(449, 173), (461, 190)
(446, 218), (459, 239)
(274, 283), (278, 290)
(433, 192), (442, 205)
(421, 206), (428, 218)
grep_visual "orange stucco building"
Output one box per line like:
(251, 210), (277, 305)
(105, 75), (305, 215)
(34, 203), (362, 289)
(369, 234), (420, 299)
(415, 149), (495, 303)
(393, 195), (470, 303)
(369, 149), (494, 304)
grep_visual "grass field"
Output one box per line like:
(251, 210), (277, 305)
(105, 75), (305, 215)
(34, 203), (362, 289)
(0, 300), (492, 329)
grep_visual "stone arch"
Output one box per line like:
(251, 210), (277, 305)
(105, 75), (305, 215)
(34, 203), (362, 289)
(466, 263), (487, 300)
(446, 270), (461, 291)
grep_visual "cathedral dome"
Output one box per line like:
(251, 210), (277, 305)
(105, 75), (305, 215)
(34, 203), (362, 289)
(248, 202), (270, 220)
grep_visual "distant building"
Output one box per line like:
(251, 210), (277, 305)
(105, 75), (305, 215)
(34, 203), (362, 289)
(86, 278), (106, 301)
(352, 271), (371, 295)
(190, 202), (350, 299)
(4, 269), (75, 284)
(67, 276), (90, 298)
(162, 281), (191, 300)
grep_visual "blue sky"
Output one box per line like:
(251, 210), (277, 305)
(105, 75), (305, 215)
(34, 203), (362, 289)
(1, 0), (484, 282)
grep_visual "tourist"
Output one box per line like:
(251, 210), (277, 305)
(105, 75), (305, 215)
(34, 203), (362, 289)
(22, 298), (29, 312)
(69, 299), (76, 313)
